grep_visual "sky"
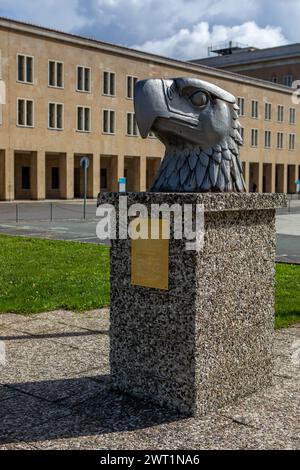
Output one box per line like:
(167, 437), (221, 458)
(0, 0), (299, 60)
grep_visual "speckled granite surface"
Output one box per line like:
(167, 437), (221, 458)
(0, 309), (300, 449)
(101, 193), (287, 416)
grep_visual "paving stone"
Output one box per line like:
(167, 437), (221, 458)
(0, 388), (71, 443)
(0, 310), (300, 450)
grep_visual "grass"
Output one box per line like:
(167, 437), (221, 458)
(275, 263), (300, 329)
(0, 235), (299, 330)
(0, 235), (110, 314)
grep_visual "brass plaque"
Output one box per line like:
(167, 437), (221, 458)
(131, 218), (169, 290)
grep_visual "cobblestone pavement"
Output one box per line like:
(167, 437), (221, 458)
(0, 309), (299, 450)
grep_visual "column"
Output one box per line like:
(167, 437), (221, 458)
(258, 162), (264, 193)
(4, 148), (14, 201)
(283, 164), (288, 194)
(32, 151), (46, 200)
(92, 153), (100, 198)
(244, 161), (250, 192)
(271, 163), (276, 194)
(140, 156), (147, 192)
(118, 155), (124, 181)
(65, 153), (74, 199)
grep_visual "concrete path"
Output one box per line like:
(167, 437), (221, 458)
(0, 310), (300, 450)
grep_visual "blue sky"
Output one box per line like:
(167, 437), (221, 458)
(0, 0), (299, 59)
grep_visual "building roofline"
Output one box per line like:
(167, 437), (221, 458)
(0, 15), (295, 95)
(191, 42), (300, 68)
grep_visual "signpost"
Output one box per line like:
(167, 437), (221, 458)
(119, 177), (127, 193)
(80, 156), (90, 220)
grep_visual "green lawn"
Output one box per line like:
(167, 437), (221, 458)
(275, 263), (300, 329)
(0, 235), (110, 314)
(0, 235), (299, 330)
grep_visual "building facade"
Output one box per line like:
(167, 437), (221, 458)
(192, 42), (300, 87)
(0, 17), (300, 201)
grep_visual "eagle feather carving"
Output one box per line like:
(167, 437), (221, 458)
(134, 77), (246, 193)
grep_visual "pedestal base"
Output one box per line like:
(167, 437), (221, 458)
(99, 193), (286, 416)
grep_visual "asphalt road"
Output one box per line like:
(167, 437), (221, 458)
(0, 199), (299, 263)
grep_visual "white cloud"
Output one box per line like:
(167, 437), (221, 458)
(132, 21), (288, 60)
(0, 0), (293, 60)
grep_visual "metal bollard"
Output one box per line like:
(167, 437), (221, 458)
(16, 204), (19, 223)
(50, 203), (54, 222)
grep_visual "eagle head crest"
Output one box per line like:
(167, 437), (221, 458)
(134, 77), (246, 193)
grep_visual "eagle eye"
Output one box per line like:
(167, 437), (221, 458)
(190, 91), (209, 107)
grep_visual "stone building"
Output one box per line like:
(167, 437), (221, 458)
(0, 18), (299, 200)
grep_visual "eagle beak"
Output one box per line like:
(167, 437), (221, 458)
(134, 79), (169, 138)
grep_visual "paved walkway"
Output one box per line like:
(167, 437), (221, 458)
(0, 310), (300, 450)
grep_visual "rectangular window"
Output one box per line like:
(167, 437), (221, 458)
(284, 75), (293, 87)
(264, 131), (271, 148)
(17, 55), (34, 83)
(76, 66), (91, 92)
(77, 106), (91, 132)
(237, 97), (245, 116)
(289, 107), (296, 124)
(265, 102), (272, 120)
(103, 71), (116, 96)
(102, 109), (115, 134)
(22, 166), (30, 190)
(240, 127), (244, 143)
(277, 105), (284, 122)
(127, 76), (138, 99)
(251, 100), (258, 118)
(51, 167), (60, 190)
(289, 133), (296, 151)
(17, 99), (34, 127)
(277, 132), (284, 149)
(49, 61), (64, 88)
(251, 129), (258, 147)
(127, 112), (138, 136)
(48, 103), (64, 130)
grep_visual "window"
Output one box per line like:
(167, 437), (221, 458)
(264, 131), (271, 148)
(289, 134), (296, 151)
(103, 72), (116, 96)
(284, 75), (293, 87)
(265, 102), (272, 120)
(127, 112), (138, 136)
(51, 167), (60, 190)
(101, 169), (108, 189)
(251, 100), (258, 118)
(277, 132), (284, 149)
(251, 129), (258, 147)
(48, 103), (64, 130)
(102, 109), (115, 134)
(289, 107), (296, 124)
(49, 61), (64, 88)
(22, 167), (30, 190)
(77, 106), (91, 132)
(277, 105), (284, 122)
(17, 99), (34, 127)
(127, 76), (138, 99)
(240, 127), (244, 143)
(76, 66), (91, 92)
(237, 97), (245, 116)
(17, 55), (34, 83)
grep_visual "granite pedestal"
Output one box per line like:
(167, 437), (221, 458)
(99, 192), (287, 416)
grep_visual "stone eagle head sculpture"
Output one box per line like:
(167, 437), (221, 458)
(134, 77), (246, 192)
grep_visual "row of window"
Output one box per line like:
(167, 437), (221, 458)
(17, 98), (146, 136)
(249, 128), (296, 150)
(237, 97), (296, 124)
(271, 75), (294, 87)
(17, 54), (138, 98)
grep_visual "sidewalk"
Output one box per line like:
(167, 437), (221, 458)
(0, 309), (299, 450)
